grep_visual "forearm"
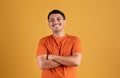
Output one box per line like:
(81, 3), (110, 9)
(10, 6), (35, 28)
(40, 60), (61, 70)
(37, 55), (61, 70)
(48, 53), (82, 66)
(49, 56), (76, 66)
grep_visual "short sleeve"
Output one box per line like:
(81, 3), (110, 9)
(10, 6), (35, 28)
(36, 38), (47, 56)
(72, 37), (82, 54)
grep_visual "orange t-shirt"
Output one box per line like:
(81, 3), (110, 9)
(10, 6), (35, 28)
(37, 34), (82, 78)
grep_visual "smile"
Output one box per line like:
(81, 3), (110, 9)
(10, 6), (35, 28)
(52, 24), (61, 27)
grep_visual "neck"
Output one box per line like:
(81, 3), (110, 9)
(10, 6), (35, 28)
(53, 31), (65, 37)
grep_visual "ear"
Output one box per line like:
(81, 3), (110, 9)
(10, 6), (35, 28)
(63, 20), (66, 26)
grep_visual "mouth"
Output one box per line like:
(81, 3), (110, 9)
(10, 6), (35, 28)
(52, 24), (61, 27)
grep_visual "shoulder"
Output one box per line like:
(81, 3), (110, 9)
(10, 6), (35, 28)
(39, 35), (52, 42)
(67, 34), (80, 40)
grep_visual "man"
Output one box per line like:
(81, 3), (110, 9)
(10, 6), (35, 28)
(37, 9), (82, 78)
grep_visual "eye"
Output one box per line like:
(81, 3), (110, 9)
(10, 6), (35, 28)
(57, 18), (62, 21)
(49, 19), (54, 22)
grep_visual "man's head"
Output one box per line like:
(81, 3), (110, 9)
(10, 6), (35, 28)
(48, 9), (65, 20)
(47, 9), (66, 33)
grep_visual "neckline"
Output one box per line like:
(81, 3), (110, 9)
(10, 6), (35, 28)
(51, 34), (68, 39)
(51, 34), (68, 43)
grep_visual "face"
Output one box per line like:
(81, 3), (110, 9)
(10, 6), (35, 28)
(48, 14), (66, 33)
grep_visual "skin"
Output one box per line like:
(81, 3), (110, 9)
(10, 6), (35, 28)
(48, 14), (66, 37)
(37, 14), (82, 70)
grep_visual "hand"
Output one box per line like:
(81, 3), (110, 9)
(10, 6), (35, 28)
(48, 54), (54, 60)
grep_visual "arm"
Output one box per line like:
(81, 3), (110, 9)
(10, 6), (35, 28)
(48, 53), (82, 66)
(37, 54), (61, 70)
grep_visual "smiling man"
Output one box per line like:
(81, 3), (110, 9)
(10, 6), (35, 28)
(37, 9), (82, 78)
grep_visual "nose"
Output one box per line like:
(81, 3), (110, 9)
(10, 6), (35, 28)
(53, 19), (59, 25)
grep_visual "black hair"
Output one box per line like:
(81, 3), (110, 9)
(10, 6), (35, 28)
(47, 9), (65, 20)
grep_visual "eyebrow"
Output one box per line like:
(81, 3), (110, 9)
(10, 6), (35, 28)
(49, 16), (62, 19)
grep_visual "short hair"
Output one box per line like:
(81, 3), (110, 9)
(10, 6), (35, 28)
(47, 9), (66, 20)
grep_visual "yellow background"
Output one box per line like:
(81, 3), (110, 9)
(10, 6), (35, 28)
(0, 0), (120, 78)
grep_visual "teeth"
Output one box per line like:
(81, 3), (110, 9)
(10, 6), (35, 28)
(54, 25), (59, 27)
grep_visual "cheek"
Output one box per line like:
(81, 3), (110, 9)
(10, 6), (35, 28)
(49, 23), (54, 28)
(60, 22), (64, 26)
(63, 22), (66, 25)
(49, 22), (52, 26)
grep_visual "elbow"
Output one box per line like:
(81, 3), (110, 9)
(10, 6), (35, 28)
(38, 61), (52, 70)
(37, 61), (46, 70)
(38, 64), (47, 70)
(73, 61), (80, 66)
(37, 55), (49, 70)
(40, 67), (47, 70)
(39, 66), (46, 70)
(38, 65), (43, 70)
(73, 55), (82, 66)
(38, 63), (43, 70)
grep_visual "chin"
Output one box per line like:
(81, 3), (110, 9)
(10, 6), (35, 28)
(54, 29), (63, 33)
(53, 31), (60, 33)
